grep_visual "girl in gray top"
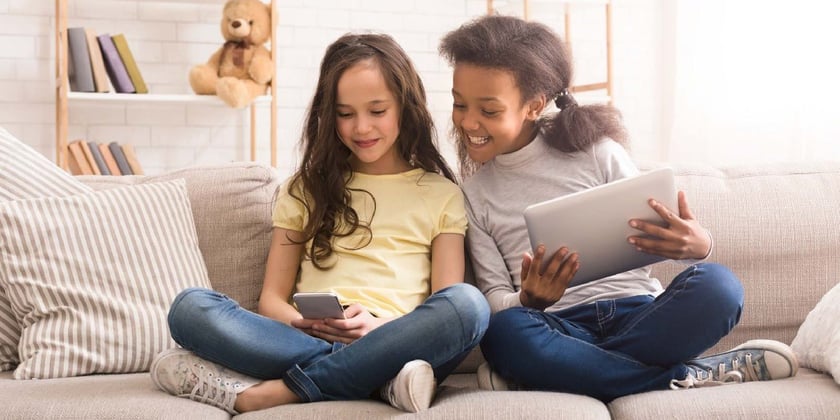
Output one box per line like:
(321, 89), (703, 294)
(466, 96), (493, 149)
(439, 15), (798, 401)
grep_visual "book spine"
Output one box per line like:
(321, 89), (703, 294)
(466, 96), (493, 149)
(67, 141), (94, 175)
(121, 143), (144, 175)
(98, 143), (123, 175)
(111, 34), (148, 94)
(96, 33), (135, 94)
(79, 140), (101, 175)
(108, 142), (133, 175)
(84, 28), (111, 93)
(67, 27), (96, 92)
(86, 141), (111, 175)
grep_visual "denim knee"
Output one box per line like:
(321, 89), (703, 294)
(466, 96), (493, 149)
(694, 263), (744, 313)
(435, 283), (490, 341)
(481, 307), (531, 356)
(167, 287), (219, 342)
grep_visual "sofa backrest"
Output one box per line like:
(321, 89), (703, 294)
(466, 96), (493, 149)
(646, 161), (840, 353)
(80, 161), (840, 355)
(80, 162), (279, 312)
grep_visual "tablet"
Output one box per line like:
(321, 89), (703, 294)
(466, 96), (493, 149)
(523, 167), (678, 287)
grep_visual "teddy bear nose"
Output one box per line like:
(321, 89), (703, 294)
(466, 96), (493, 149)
(232, 20), (241, 28)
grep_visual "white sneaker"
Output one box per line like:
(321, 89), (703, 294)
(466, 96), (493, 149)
(151, 348), (258, 414)
(380, 360), (436, 412)
(476, 362), (513, 391)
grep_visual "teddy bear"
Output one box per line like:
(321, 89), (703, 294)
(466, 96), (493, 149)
(189, 0), (272, 109)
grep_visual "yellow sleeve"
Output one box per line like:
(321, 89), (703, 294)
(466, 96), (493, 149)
(435, 185), (468, 237)
(272, 179), (308, 231)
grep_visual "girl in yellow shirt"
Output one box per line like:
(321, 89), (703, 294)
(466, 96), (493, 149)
(150, 33), (490, 415)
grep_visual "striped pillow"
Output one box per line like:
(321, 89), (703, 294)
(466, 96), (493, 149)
(0, 179), (210, 379)
(0, 127), (94, 371)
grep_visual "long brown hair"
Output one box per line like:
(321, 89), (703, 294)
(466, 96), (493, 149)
(439, 15), (627, 177)
(289, 33), (456, 269)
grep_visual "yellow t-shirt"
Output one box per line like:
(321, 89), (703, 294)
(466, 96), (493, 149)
(272, 168), (467, 318)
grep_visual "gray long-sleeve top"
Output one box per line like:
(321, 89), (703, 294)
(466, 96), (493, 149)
(462, 135), (664, 313)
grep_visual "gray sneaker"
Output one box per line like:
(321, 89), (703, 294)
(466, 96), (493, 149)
(380, 360), (436, 412)
(151, 348), (258, 414)
(671, 339), (799, 389)
(476, 362), (514, 391)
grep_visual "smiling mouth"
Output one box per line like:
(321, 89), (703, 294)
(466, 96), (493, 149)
(468, 135), (490, 145)
(355, 139), (378, 147)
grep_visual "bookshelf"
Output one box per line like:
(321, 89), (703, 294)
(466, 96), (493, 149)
(54, 0), (279, 170)
(485, 0), (613, 105)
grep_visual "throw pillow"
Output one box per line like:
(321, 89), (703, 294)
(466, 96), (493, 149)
(0, 127), (93, 371)
(791, 281), (840, 385)
(0, 179), (211, 379)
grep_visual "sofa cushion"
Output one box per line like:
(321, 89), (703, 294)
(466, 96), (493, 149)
(0, 371), (229, 420)
(77, 162), (279, 312)
(608, 368), (840, 420)
(647, 162), (840, 353)
(792, 281), (840, 386)
(0, 128), (94, 371)
(0, 180), (211, 379)
(235, 375), (611, 419)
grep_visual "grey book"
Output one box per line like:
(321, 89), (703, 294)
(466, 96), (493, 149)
(67, 27), (95, 92)
(86, 141), (111, 175)
(108, 142), (133, 175)
(97, 33), (135, 93)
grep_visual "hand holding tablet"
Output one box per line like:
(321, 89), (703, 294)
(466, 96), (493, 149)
(523, 167), (678, 288)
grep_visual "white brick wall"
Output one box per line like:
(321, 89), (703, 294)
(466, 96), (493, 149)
(0, 0), (661, 177)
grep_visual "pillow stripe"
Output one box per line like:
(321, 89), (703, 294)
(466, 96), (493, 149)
(0, 179), (210, 379)
(1, 127), (95, 371)
(0, 301), (17, 370)
(0, 151), (91, 201)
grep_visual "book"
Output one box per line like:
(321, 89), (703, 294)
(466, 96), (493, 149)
(67, 140), (93, 175)
(97, 33), (135, 93)
(98, 143), (122, 175)
(111, 34), (148, 94)
(84, 28), (110, 93)
(86, 141), (111, 175)
(79, 140), (101, 175)
(121, 143), (144, 175)
(67, 27), (95, 92)
(108, 142), (133, 175)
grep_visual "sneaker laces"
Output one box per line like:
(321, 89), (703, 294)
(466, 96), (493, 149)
(733, 352), (760, 381)
(188, 362), (246, 413)
(670, 361), (745, 389)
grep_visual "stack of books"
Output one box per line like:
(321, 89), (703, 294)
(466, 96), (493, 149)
(66, 140), (144, 176)
(67, 27), (147, 94)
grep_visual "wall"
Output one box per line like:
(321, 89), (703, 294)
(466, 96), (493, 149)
(0, 0), (662, 178)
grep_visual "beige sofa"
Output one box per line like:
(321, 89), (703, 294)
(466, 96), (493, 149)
(2, 160), (839, 419)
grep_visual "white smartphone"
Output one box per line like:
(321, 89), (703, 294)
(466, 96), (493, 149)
(292, 292), (346, 319)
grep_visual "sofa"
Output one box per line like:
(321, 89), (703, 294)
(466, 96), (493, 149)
(1, 160), (839, 420)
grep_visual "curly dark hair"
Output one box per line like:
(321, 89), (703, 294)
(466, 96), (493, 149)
(439, 15), (628, 177)
(289, 32), (457, 269)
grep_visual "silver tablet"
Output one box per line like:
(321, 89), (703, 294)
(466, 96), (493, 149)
(523, 167), (678, 287)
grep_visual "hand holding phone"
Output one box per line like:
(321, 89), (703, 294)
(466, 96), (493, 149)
(292, 292), (346, 319)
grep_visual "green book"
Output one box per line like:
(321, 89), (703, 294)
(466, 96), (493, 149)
(111, 34), (148, 94)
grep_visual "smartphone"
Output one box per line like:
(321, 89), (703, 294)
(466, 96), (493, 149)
(292, 292), (346, 319)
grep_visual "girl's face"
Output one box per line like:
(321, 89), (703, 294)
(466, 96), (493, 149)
(335, 60), (406, 175)
(451, 63), (543, 163)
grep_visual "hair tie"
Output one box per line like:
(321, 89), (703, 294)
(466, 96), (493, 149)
(554, 88), (578, 111)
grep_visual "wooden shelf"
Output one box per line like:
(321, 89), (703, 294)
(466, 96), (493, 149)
(54, 0), (278, 170)
(485, 0), (613, 105)
(67, 92), (272, 105)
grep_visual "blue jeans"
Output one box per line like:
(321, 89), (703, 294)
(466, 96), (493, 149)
(167, 283), (490, 402)
(480, 263), (743, 401)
